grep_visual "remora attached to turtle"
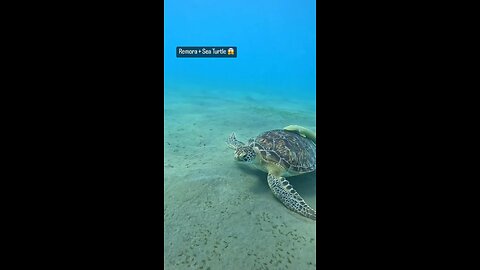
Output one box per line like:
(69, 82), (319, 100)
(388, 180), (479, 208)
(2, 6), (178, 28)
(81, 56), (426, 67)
(226, 125), (316, 220)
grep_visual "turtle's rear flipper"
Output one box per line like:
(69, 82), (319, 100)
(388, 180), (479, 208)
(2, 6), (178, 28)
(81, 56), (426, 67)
(267, 174), (316, 220)
(226, 132), (245, 149)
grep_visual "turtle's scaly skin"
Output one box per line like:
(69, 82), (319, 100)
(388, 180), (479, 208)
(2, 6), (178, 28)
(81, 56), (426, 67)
(252, 130), (316, 176)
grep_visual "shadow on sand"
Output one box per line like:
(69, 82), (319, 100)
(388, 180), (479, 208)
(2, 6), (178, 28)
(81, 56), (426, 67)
(236, 164), (317, 198)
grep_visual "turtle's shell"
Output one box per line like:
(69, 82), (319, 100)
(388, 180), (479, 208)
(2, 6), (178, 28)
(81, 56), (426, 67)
(251, 129), (316, 174)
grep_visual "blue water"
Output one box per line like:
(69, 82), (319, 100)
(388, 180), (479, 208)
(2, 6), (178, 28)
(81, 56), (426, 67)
(164, 1), (316, 269)
(164, 0), (316, 102)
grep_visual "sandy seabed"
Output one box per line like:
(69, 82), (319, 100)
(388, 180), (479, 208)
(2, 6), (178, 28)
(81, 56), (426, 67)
(164, 89), (317, 270)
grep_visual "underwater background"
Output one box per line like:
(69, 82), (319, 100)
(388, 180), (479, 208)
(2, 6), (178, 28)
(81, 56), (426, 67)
(164, 0), (316, 269)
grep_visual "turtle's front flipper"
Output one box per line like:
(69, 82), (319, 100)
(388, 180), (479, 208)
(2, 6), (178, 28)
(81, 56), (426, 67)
(226, 132), (245, 149)
(267, 173), (316, 220)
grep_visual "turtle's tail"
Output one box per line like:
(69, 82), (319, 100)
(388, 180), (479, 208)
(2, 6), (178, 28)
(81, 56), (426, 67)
(226, 132), (245, 149)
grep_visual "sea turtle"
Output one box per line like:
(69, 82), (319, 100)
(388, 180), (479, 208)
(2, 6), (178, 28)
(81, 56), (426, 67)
(226, 125), (316, 220)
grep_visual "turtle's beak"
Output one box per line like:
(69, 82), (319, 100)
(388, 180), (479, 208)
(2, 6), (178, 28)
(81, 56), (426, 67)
(234, 150), (244, 161)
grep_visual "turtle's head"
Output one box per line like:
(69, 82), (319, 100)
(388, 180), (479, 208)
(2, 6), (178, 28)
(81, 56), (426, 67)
(234, 146), (256, 163)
